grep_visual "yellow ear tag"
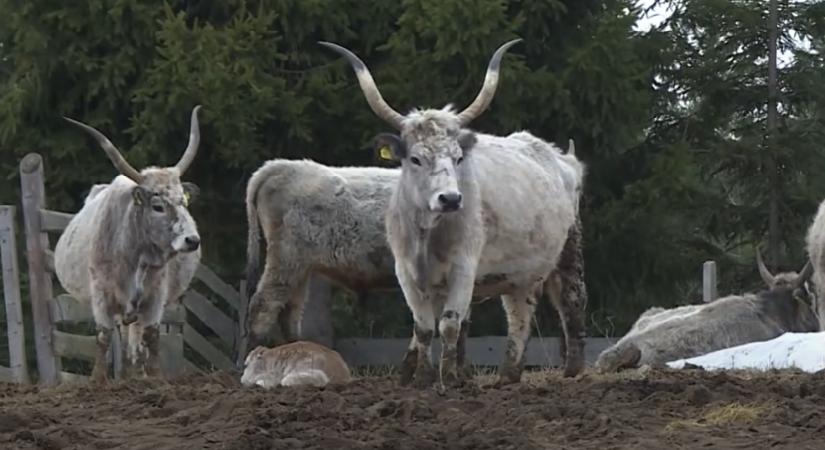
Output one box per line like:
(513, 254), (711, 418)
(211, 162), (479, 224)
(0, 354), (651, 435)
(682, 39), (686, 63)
(379, 146), (393, 161)
(183, 192), (190, 207)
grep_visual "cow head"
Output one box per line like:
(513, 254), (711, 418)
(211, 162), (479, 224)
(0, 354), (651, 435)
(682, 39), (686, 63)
(64, 106), (203, 259)
(320, 39), (520, 217)
(756, 247), (813, 299)
(240, 345), (268, 386)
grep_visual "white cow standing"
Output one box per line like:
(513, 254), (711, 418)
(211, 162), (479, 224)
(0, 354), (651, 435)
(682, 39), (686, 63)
(55, 106), (204, 381)
(322, 39), (584, 387)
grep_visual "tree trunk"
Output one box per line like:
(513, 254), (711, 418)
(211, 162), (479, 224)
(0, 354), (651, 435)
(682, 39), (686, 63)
(767, 0), (780, 270)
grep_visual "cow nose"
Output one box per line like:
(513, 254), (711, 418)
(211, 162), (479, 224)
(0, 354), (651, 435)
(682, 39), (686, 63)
(438, 192), (462, 211)
(184, 235), (200, 251)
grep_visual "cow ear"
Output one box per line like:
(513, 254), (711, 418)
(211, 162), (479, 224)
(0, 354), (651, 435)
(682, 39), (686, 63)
(181, 182), (200, 206)
(458, 130), (477, 153)
(374, 133), (406, 161)
(132, 186), (149, 207)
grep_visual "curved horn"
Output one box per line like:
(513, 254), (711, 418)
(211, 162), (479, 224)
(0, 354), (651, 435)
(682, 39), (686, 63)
(456, 38), (522, 126)
(63, 117), (142, 183)
(756, 247), (776, 287)
(174, 105), (203, 174)
(794, 260), (814, 288)
(319, 42), (405, 130)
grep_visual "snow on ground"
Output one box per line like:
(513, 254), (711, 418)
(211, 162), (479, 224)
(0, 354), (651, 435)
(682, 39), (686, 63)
(667, 332), (825, 373)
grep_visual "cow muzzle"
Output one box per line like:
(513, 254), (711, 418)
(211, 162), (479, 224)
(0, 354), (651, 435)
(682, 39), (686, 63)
(431, 191), (463, 213)
(173, 234), (201, 253)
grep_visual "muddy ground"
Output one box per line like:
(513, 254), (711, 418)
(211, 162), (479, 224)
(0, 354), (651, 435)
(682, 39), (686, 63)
(1, 367), (825, 449)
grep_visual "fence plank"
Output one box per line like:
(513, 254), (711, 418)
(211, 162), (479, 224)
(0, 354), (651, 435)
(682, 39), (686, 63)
(335, 336), (612, 368)
(183, 324), (234, 370)
(52, 330), (97, 361)
(51, 294), (93, 323)
(40, 210), (74, 232)
(183, 290), (235, 349)
(0, 206), (30, 383)
(20, 153), (61, 384)
(195, 264), (240, 311)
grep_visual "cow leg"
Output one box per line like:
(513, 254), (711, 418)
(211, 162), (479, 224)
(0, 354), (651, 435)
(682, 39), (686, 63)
(91, 290), (113, 383)
(122, 322), (141, 379)
(396, 267), (436, 388)
(92, 325), (113, 383)
(456, 311), (474, 381)
(142, 324), (161, 377)
(247, 281), (292, 351)
(498, 294), (536, 385)
(399, 335), (419, 386)
(547, 218), (588, 377)
(439, 266), (476, 388)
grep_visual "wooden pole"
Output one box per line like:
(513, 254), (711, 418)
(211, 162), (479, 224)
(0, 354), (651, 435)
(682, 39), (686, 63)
(19, 153), (60, 385)
(235, 280), (248, 367)
(302, 275), (334, 348)
(0, 206), (31, 383)
(702, 261), (718, 303)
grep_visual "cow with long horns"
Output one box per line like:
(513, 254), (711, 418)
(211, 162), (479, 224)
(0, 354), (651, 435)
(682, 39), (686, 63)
(321, 40), (585, 387)
(594, 249), (816, 373)
(54, 106), (204, 381)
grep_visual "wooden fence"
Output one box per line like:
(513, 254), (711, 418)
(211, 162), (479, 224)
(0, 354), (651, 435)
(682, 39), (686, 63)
(13, 153), (247, 384)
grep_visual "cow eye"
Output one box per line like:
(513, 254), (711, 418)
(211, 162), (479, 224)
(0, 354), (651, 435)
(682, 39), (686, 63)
(410, 156), (421, 166)
(151, 201), (165, 213)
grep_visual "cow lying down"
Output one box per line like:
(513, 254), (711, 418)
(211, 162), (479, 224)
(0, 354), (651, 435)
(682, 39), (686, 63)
(241, 341), (351, 388)
(595, 251), (817, 373)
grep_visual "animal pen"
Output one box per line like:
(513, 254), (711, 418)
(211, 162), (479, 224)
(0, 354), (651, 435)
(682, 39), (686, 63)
(1, 153), (725, 385)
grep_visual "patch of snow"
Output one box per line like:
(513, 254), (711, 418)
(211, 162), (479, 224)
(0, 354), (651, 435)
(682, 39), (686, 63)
(667, 332), (825, 373)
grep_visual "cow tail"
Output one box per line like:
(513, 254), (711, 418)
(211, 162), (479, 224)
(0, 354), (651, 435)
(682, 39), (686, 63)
(245, 173), (264, 303)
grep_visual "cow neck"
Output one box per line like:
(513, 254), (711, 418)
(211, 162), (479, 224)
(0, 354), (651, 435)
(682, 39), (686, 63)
(394, 186), (440, 291)
(117, 202), (170, 275)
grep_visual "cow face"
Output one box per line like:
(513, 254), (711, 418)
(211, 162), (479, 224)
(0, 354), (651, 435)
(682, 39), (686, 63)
(375, 129), (476, 214)
(240, 346), (268, 386)
(133, 169), (201, 257)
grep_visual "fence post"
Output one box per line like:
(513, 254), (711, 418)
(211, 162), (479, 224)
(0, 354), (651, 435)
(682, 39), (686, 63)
(20, 153), (60, 384)
(702, 260), (718, 303)
(302, 275), (334, 348)
(0, 205), (31, 383)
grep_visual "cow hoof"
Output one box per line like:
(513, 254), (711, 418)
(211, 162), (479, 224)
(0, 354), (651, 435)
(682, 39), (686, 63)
(440, 370), (466, 388)
(411, 366), (437, 389)
(458, 364), (475, 381)
(495, 366), (522, 386)
(563, 357), (585, 378)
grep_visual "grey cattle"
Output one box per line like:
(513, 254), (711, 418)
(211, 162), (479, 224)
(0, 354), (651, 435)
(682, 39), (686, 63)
(805, 201), (825, 330)
(595, 250), (816, 373)
(244, 160), (399, 351)
(54, 106), (203, 381)
(322, 39), (585, 387)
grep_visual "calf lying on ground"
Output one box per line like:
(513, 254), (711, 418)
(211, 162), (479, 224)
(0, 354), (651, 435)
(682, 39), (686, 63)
(595, 250), (816, 373)
(241, 341), (352, 388)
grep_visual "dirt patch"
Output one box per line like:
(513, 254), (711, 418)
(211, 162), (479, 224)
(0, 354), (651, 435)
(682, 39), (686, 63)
(2, 368), (825, 449)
